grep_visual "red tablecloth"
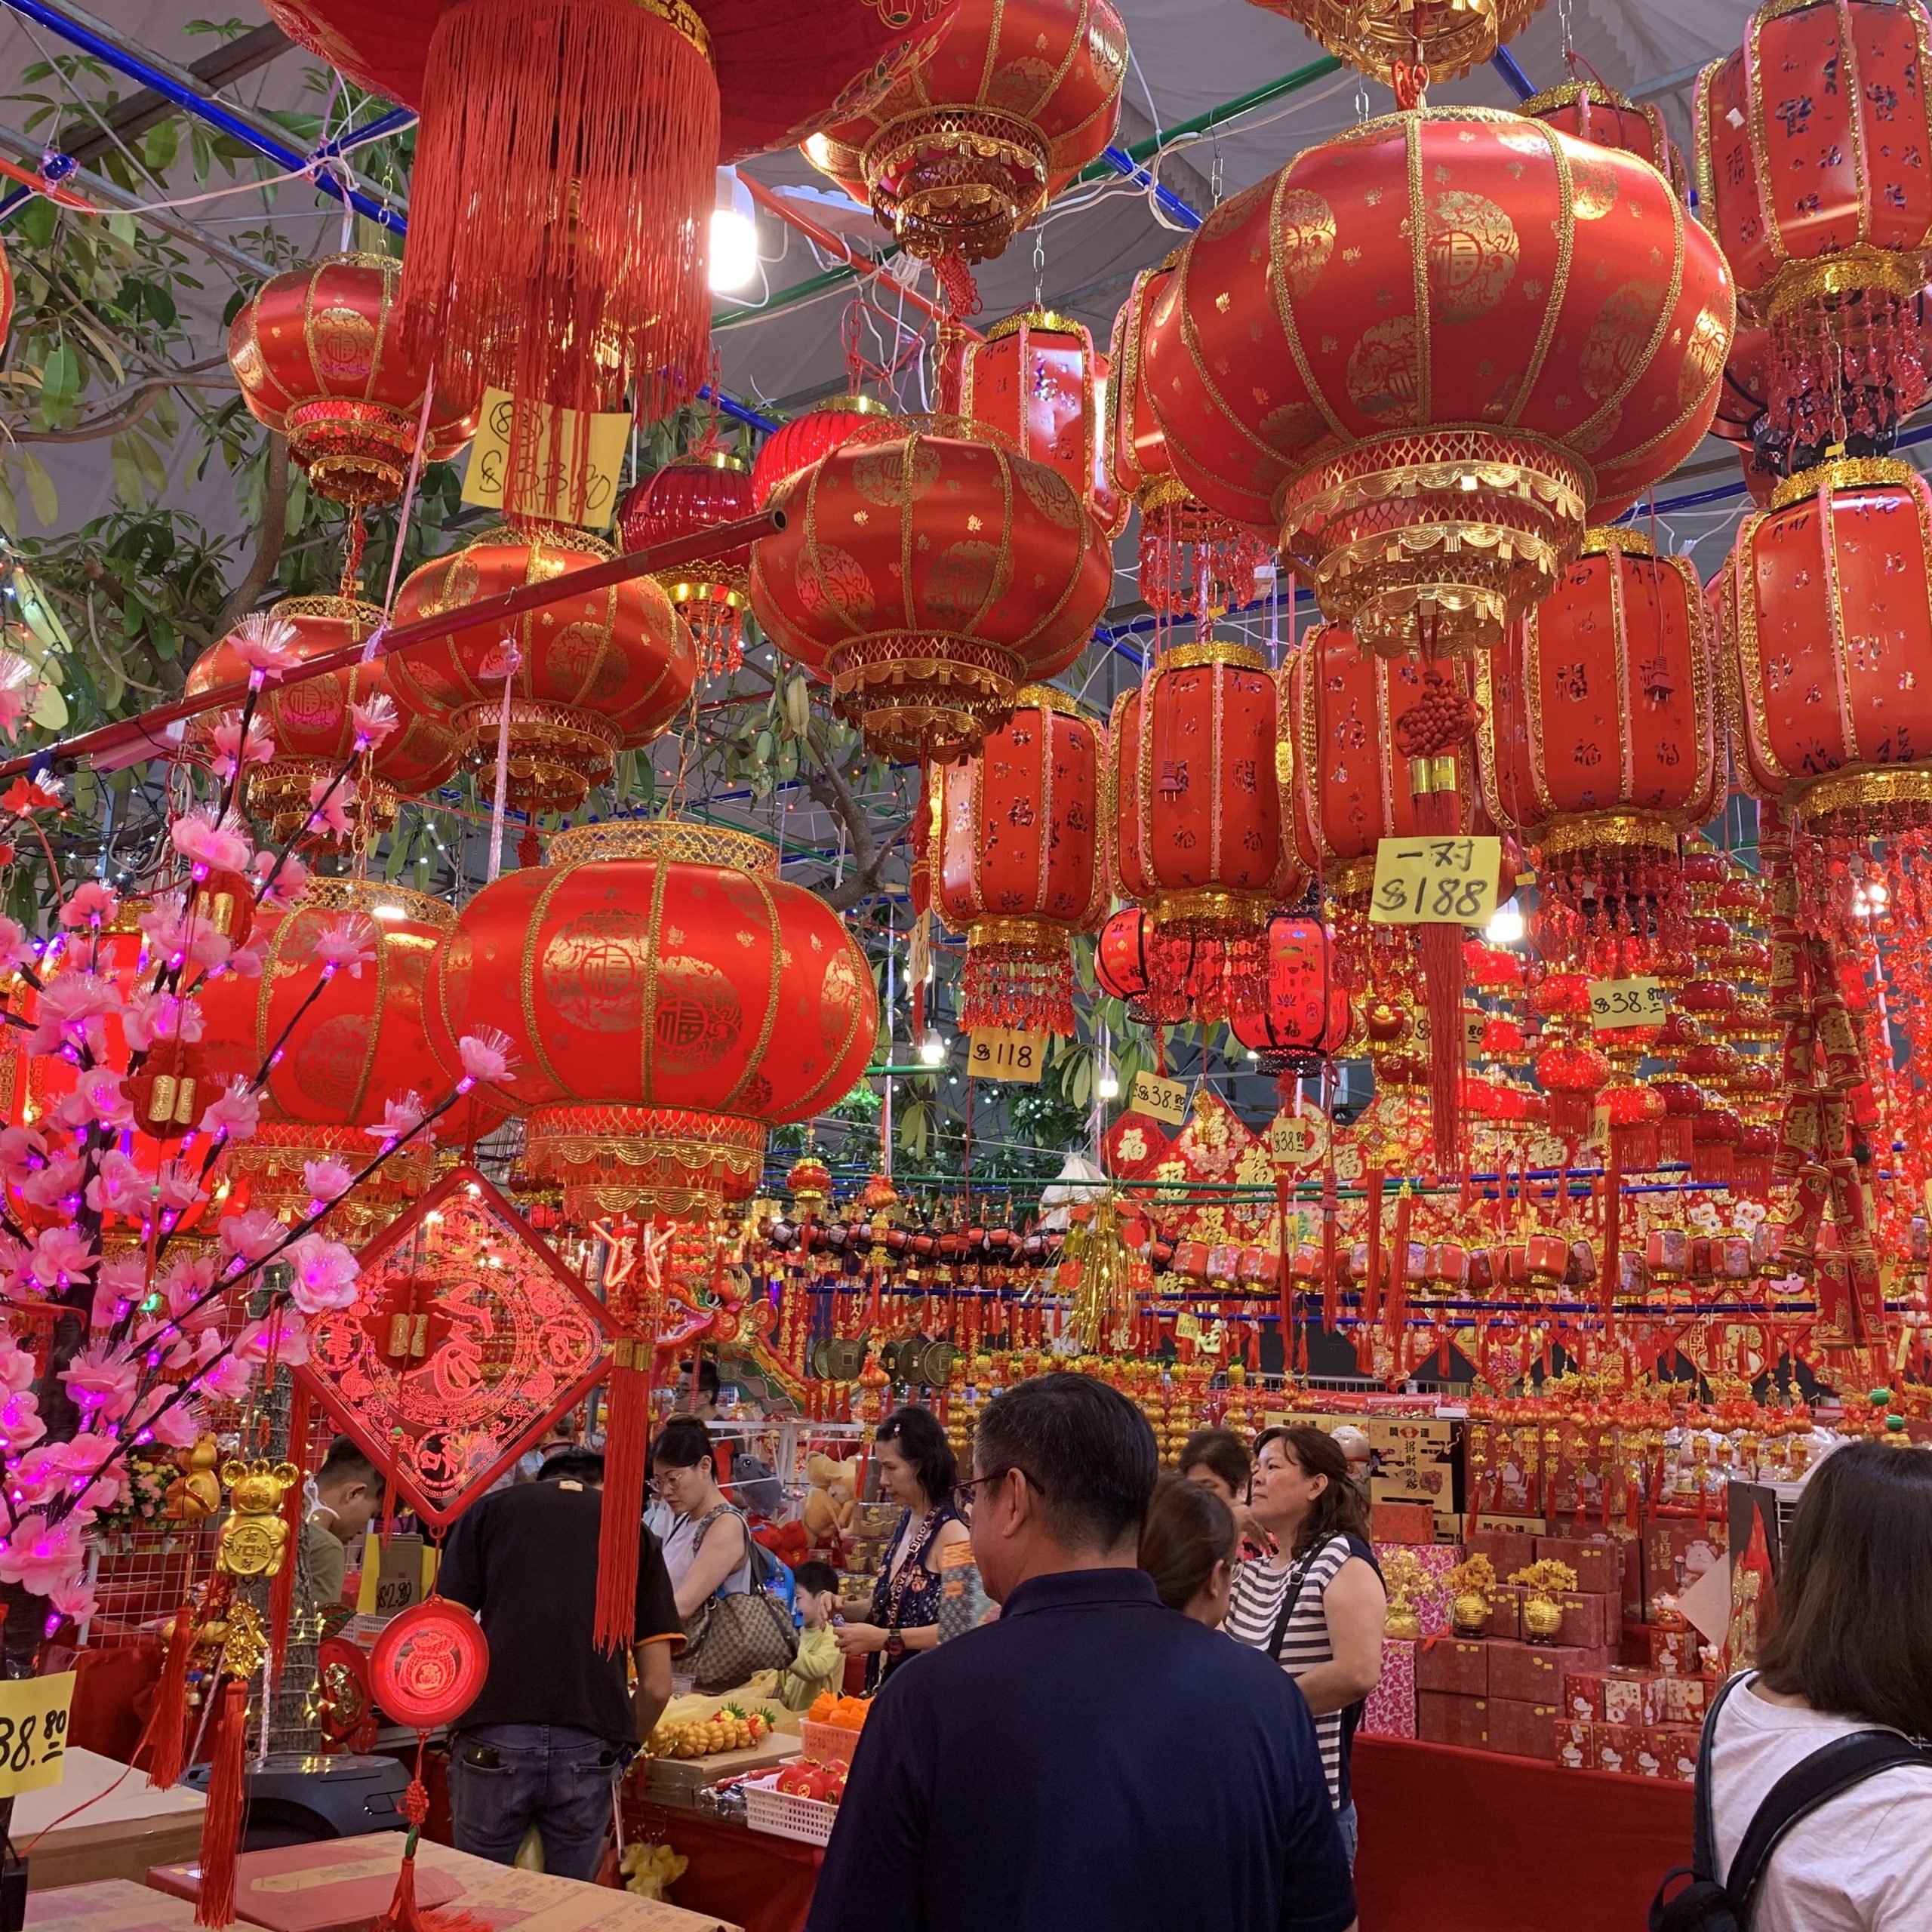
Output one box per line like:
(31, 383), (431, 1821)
(642, 1809), (820, 1932)
(1354, 1737), (1693, 1932)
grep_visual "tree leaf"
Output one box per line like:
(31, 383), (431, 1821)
(17, 451), (58, 527)
(130, 432), (171, 497)
(109, 435), (145, 509)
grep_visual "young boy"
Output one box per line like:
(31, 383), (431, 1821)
(778, 1561), (845, 1711)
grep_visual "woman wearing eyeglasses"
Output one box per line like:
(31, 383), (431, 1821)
(832, 1405), (969, 1687)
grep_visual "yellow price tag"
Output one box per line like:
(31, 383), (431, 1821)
(1268, 1111), (1331, 1171)
(1589, 976), (1667, 1029)
(1128, 1070), (1189, 1126)
(461, 387), (630, 529)
(1367, 835), (1503, 926)
(0, 1670), (74, 1798)
(967, 1028), (1046, 1084)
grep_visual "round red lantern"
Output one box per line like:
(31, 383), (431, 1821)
(748, 418), (1112, 761)
(804, 0), (1125, 267)
(750, 395), (891, 508)
(959, 309), (1126, 536)
(1534, 1037), (1610, 1138)
(226, 254), (476, 506)
(186, 597), (462, 843)
(932, 688), (1107, 1036)
(1094, 905), (1245, 1026)
(1241, 0), (1543, 88)
(1230, 915), (1350, 1071)
(389, 523), (697, 814)
(617, 453), (758, 679)
(424, 819), (877, 1220)
(1144, 108), (1734, 657)
(1519, 80), (1686, 193)
(1696, 0), (1932, 458)
(1476, 528), (1721, 971)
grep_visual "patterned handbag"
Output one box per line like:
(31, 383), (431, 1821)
(678, 1509), (799, 1693)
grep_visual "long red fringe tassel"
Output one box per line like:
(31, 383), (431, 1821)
(134, 1607), (195, 1789)
(195, 1679), (250, 1928)
(593, 1340), (650, 1654)
(402, 0), (716, 514)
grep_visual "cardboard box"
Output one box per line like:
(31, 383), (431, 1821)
(13, 1750), (205, 1890)
(1360, 1637), (1417, 1739)
(27, 1882), (199, 1932)
(1555, 1719), (1592, 1770)
(1592, 1723), (1642, 1777)
(1534, 1536), (1622, 1599)
(412, 1839), (740, 1931)
(1487, 1640), (1613, 1706)
(1485, 1586), (1522, 1642)
(1628, 1727), (1671, 1780)
(1644, 1521), (1726, 1620)
(1660, 1674), (1714, 1726)
(1564, 1667), (1659, 1726)
(1466, 1525), (1541, 1574)
(1558, 1591), (1614, 1650)
(1415, 1637), (1489, 1697)
(1485, 1697), (1558, 1762)
(1658, 1724), (1702, 1783)
(1623, 1623), (1703, 1675)
(1371, 1500), (1436, 1544)
(1417, 1690), (1488, 1750)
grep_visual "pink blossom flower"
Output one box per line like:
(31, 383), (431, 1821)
(51, 1065), (135, 1134)
(0, 1513), (85, 1597)
(26, 1225), (98, 1289)
(457, 1028), (517, 1088)
(198, 1076), (261, 1143)
(152, 1161), (208, 1214)
(25, 969), (122, 1059)
(171, 810), (252, 874)
(57, 881), (120, 930)
(0, 1334), (37, 1393)
(198, 1354), (257, 1401)
(128, 1385), (204, 1449)
(303, 1157), (356, 1204)
(229, 941), (266, 979)
(20, 1151), (82, 1213)
(0, 1388), (46, 1454)
(0, 1124), (48, 1192)
(236, 1309), (308, 1367)
(365, 1092), (426, 1144)
(311, 914), (376, 976)
(91, 1256), (148, 1332)
(254, 849), (308, 908)
(85, 1149), (149, 1218)
(350, 693), (398, 747)
(0, 653), (38, 742)
(160, 1253), (221, 1331)
(59, 1343), (137, 1420)
(122, 991), (205, 1056)
(211, 709), (276, 780)
(0, 914), (35, 971)
(219, 1208), (286, 1263)
(15, 1433), (118, 1511)
(226, 612), (303, 678)
(47, 1572), (100, 1623)
(185, 926), (236, 971)
(284, 1233), (361, 1315)
(306, 776), (352, 839)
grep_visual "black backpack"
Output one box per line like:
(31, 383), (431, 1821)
(1651, 1672), (1932, 1932)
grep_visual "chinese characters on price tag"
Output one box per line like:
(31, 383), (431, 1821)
(967, 1028), (1046, 1084)
(1128, 1070), (1188, 1126)
(461, 389), (629, 529)
(1367, 835), (1503, 925)
(0, 1669), (73, 1798)
(1588, 976), (1666, 1029)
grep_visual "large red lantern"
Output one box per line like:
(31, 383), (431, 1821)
(617, 454), (757, 679)
(1519, 80), (1685, 193)
(1230, 914), (1351, 1072)
(186, 597), (462, 842)
(748, 418), (1112, 761)
(1696, 0), (1932, 458)
(804, 0), (1125, 271)
(1106, 260), (1270, 623)
(424, 820), (877, 1220)
(959, 309), (1126, 536)
(750, 395), (891, 508)
(389, 524), (697, 814)
(1144, 109), (1734, 657)
(1476, 528), (1721, 971)
(226, 254), (477, 507)
(932, 688), (1107, 1035)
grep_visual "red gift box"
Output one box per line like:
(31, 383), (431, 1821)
(1467, 1524), (1541, 1573)
(1486, 1584), (1523, 1641)
(1592, 1723), (1643, 1777)
(1623, 1623), (1703, 1675)
(1561, 1666), (1657, 1724)
(1417, 1690), (1489, 1750)
(1361, 1636), (1417, 1739)
(1371, 1500), (1437, 1544)
(1486, 1697), (1558, 1761)
(1555, 1718), (1592, 1770)
(1628, 1727), (1672, 1779)
(1558, 1591), (1613, 1649)
(1644, 1521), (1726, 1620)
(1416, 1637), (1490, 1697)
(1658, 1724), (1702, 1783)
(1534, 1535), (1622, 1598)
(1661, 1674), (1714, 1725)
(1488, 1639), (1614, 1705)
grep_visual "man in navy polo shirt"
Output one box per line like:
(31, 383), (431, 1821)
(808, 1373), (1356, 1932)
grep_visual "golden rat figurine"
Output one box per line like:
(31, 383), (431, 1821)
(216, 1459), (302, 1579)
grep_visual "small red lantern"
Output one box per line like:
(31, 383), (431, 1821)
(617, 453), (757, 679)
(1534, 1038), (1610, 1138)
(750, 395), (891, 508)
(1230, 915), (1350, 1072)
(1520, 80), (1686, 193)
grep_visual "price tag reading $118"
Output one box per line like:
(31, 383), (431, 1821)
(967, 1028), (1046, 1084)
(1368, 835), (1503, 927)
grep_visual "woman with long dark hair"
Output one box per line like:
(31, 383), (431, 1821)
(1138, 1472), (1238, 1626)
(1702, 1441), (1932, 1930)
(1226, 1424), (1385, 1868)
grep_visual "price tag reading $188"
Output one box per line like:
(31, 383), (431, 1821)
(1368, 835), (1503, 926)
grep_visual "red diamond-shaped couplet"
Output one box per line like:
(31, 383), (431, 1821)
(297, 1166), (610, 1528)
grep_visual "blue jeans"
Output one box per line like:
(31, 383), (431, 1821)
(1337, 1798), (1358, 1870)
(448, 1723), (623, 1881)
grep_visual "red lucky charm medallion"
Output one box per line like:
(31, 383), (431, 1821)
(371, 1600), (489, 1731)
(297, 1166), (611, 1527)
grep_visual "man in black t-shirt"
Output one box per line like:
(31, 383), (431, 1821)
(438, 1447), (683, 1879)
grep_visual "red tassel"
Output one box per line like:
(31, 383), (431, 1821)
(195, 1679), (249, 1928)
(267, 1386), (312, 1668)
(593, 1340), (650, 1654)
(1387, 1187), (1414, 1381)
(377, 1769), (492, 1932)
(134, 1606), (195, 1789)
(1364, 1169), (1384, 1327)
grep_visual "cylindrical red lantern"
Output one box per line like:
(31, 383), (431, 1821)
(1519, 80), (1686, 193)
(389, 523), (697, 814)
(750, 395), (891, 508)
(617, 453), (757, 679)
(424, 819), (877, 1220)
(749, 419), (1112, 762)
(1230, 915), (1350, 1071)
(932, 688), (1108, 1035)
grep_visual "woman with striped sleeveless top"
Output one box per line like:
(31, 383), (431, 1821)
(1226, 1425), (1386, 1869)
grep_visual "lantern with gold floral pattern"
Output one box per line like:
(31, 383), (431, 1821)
(617, 452), (758, 680)
(1242, 0), (1546, 90)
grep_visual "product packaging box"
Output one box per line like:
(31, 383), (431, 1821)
(1558, 1591), (1614, 1650)
(1534, 1535), (1622, 1599)
(1417, 1690), (1489, 1750)
(1591, 1723), (1643, 1776)
(1415, 1636), (1490, 1697)
(1623, 1622), (1703, 1675)
(1487, 1639), (1614, 1706)
(1643, 1521), (1726, 1621)
(1658, 1724), (1702, 1783)
(1370, 1500), (1436, 1544)
(1485, 1585), (1523, 1641)
(1555, 1719), (1592, 1770)
(1466, 1524), (1541, 1574)
(14, 1752), (205, 1891)
(1660, 1674), (1714, 1726)
(28, 1884), (199, 1932)
(1484, 1697), (1558, 1762)
(1360, 1637), (1417, 1739)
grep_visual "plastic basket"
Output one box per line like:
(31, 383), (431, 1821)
(743, 1770), (841, 1847)
(801, 1718), (859, 1766)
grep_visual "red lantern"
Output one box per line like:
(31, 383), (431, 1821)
(186, 597), (462, 842)
(932, 688), (1107, 1036)
(1144, 109), (1733, 657)
(959, 309), (1126, 536)
(1230, 915), (1350, 1071)
(424, 819), (877, 1220)
(1696, 0), (1932, 457)
(804, 0), (1125, 269)
(617, 454), (757, 678)
(750, 395), (891, 507)
(226, 254), (476, 506)
(1519, 80), (1686, 193)
(1534, 1038), (1610, 1138)
(1094, 906), (1244, 1026)
(748, 418), (1112, 761)
(1243, 0), (1542, 88)
(1477, 528), (1721, 972)
(389, 523), (697, 814)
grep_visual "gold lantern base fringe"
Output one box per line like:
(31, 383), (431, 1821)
(244, 761), (401, 846)
(283, 398), (420, 508)
(826, 632), (1023, 762)
(860, 106), (1051, 263)
(524, 1104), (764, 1220)
(964, 918), (1078, 1037)
(451, 697), (623, 817)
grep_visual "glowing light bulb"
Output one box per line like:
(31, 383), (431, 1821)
(1097, 1068), (1120, 1100)
(1485, 897), (1525, 945)
(709, 167), (758, 294)
(918, 1029), (946, 1066)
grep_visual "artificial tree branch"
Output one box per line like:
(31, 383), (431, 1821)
(803, 719), (912, 914)
(216, 433), (291, 634)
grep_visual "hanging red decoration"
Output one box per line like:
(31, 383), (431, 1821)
(1696, 0), (1932, 462)
(933, 687), (1108, 1035)
(370, 1600), (490, 1730)
(1094, 906), (1244, 1026)
(617, 453), (758, 679)
(749, 394), (891, 506)
(1230, 914), (1352, 1073)
(1518, 79), (1687, 192)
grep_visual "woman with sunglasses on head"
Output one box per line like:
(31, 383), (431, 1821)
(832, 1405), (969, 1687)
(1226, 1425), (1386, 1870)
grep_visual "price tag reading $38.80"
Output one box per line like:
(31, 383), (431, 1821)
(1589, 977), (1667, 1029)
(1128, 1070), (1188, 1126)
(1368, 835), (1503, 926)
(0, 1669), (74, 1798)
